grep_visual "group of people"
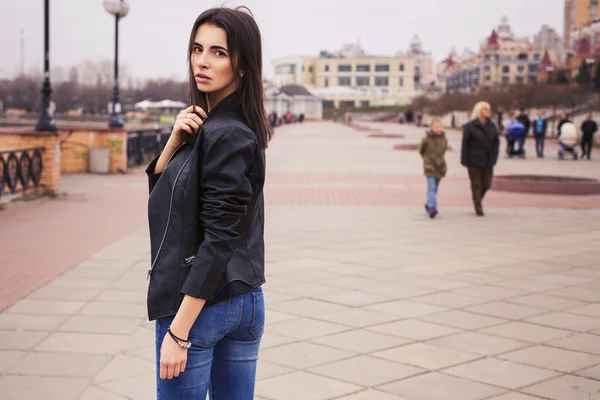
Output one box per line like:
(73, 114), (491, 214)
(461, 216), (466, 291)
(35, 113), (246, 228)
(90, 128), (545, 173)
(419, 101), (498, 218)
(269, 110), (305, 128)
(503, 109), (597, 160)
(419, 103), (598, 219)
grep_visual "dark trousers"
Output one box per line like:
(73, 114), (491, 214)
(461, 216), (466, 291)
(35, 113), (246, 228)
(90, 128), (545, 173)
(467, 166), (494, 212)
(581, 134), (594, 160)
(535, 135), (545, 156)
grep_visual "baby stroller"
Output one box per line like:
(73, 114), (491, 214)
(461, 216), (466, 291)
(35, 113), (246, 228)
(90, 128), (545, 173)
(557, 122), (579, 160)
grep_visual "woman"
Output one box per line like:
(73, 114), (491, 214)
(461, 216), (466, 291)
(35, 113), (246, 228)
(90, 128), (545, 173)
(461, 101), (499, 216)
(145, 6), (269, 399)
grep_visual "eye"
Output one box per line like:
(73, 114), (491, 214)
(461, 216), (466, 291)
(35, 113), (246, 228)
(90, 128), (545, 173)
(215, 50), (227, 57)
(192, 46), (202, 53)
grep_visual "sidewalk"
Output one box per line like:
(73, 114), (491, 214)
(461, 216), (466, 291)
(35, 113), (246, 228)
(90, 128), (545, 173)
(1, 122), (600, 399)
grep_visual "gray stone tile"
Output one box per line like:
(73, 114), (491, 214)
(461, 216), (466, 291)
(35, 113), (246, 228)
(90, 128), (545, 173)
(548, 287), (600, 302)
(485, 394), (546, 400)
(267, 318), (350, 340)
(453, 286), (524, 300)
(48, 277), (113, 289)
(311, 329), (411, 354)
(506, 294), (587, 311)
(373, 343), (481, 370)
(0, 313), (66, 331)
(268, 298), (349, 317)
(576, 364), (600, 380)
(522, 374), (600, 400)
(365, 300), (446, 318)
(8, 352), (110, 377)
(95, 290), (146, 304)
(499, 345), (600, 373)
(259, 332), (297, 350)
(314, 308), (399, 328)
(368, 319), (461, 341)
(59, 315), (144, 334)
(0, 350), (26, 373)
(481, 322), (573, 343)
(361, 283), (435, 299)
(411, 292), (488, 308)
(98, 371), (156, 400)
(547, 333), (600, 355)
(336, 389), (411, 399)
(270, 282), (343, 298)
(36, 332), (128, 354)
(78, 302), (148, 318)
(319, 290), (391, 307)
(420, 310), (507, 330)
(429, 332), (530, 356)
(378, 372), (505, 400)
(442, 358), (559, 389)
(256, 371), (362, 400)
(259, 342), (355, 369)
(26, 287), (101, 302)
(530, 273), (593, 286)
(320, 276), (381, 290)
(0, 375), (90, 400)
(79, 386), (130, 400)
(568, 304), (600, 319)
(94, 354), (155, 383)
(526, 312), (600, 332)
(0, 330), (48, 350)
(465, 301), (547, 320)
(310, 355), (424, 386)
(6, 299), (85, 315)
(256, 360), (294, 380)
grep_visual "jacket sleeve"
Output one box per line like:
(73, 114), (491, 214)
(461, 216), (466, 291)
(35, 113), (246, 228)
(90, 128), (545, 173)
(491, 126), (500, 165)
(145, 154), (162, 194)
(181, 125), (257, 301)
(461, 124), (470, 166)
(418, 137), (427, 157)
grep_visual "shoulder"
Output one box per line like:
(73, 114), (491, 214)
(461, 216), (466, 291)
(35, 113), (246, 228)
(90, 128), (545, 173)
(203, 116), (258, 149)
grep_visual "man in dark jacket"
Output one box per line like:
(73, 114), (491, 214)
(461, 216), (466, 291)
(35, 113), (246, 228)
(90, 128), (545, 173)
(532, 109), (548, 158)
(581, 113), (598, 160)
(516, 108), (531, 156)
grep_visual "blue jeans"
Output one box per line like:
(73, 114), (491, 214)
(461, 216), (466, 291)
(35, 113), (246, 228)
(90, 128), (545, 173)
(535, 135), (545, 156)
(155, 287), (265, 399)
(426, 176), (440, 210)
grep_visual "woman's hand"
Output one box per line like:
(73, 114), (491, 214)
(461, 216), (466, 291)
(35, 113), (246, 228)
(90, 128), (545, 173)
(159, 333), (188, 380)
(167, 105), (207, 148)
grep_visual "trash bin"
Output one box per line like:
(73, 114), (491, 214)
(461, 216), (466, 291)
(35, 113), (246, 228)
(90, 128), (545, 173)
(89, 147), (110, 173)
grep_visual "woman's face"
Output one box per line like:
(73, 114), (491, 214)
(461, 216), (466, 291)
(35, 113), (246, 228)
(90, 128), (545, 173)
(191, 24), (238, 99)
(480, 104), (491, 119)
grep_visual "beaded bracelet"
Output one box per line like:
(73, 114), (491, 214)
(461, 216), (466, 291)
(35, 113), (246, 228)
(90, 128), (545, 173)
(167, 327), (192, 349)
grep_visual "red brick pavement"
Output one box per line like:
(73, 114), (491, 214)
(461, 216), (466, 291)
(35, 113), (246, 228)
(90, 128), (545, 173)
(1, 168), (598, 311)
(0, 169), (148, 311)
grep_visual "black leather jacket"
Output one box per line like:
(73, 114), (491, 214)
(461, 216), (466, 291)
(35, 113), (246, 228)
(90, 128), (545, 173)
(145, 92), (265, 321)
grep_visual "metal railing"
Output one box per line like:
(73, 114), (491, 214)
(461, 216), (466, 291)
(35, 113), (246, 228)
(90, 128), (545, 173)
(126, 129), (171, 166)
(0, 147), (44, 199)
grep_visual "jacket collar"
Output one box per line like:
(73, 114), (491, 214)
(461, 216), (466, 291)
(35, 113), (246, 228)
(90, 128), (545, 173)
(205, 91), (242, 121)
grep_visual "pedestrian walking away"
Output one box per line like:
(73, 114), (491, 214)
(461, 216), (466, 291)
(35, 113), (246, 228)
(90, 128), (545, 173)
(581, 112), (598, 160)
(533, 109), (548, 158)
(145, 6), (269, 399)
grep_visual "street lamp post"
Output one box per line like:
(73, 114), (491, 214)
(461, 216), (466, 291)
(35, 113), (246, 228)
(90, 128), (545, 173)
(36, 0), (57, 131)
(103, 0), (129, 128)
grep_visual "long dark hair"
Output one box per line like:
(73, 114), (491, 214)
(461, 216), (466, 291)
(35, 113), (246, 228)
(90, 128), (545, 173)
(187, 6), (271, 149)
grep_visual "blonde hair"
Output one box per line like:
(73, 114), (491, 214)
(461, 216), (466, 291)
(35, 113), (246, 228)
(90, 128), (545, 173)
(471, 101), (491, 120)
(430, 118), (443, 126)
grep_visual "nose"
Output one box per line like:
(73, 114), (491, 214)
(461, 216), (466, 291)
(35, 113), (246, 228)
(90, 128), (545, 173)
(195, 51), (209, 69)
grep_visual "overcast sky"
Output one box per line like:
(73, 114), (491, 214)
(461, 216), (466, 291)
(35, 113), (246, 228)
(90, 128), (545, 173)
(0, 0), (563, 81)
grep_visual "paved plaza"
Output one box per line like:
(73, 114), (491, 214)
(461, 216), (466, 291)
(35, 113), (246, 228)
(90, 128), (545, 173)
(1, 121), (600, 399)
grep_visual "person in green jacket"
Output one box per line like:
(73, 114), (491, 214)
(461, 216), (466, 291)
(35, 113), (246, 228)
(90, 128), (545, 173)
(419, 118), (448, 218)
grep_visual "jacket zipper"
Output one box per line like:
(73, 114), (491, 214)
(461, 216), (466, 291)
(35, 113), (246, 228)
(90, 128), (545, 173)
(147, 142), (192, 280)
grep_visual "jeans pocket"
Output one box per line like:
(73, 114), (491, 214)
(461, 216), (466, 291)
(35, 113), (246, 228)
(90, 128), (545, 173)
(188, 298), (232, 347)
(249, 290), (265, 340)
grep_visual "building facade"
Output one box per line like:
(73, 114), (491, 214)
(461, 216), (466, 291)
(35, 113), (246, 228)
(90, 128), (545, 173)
(565, 0), (600, 50)
(272, 39), (436, 108)
(440, 17), (559, 94)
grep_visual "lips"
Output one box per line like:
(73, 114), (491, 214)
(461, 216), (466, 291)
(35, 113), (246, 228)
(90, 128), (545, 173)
(195, 73), (211, 81)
